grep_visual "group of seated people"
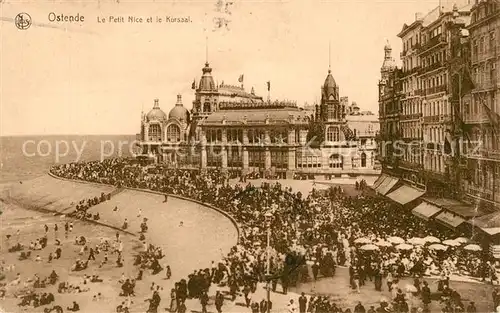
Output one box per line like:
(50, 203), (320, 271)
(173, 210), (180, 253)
(70, 192), (111, 220)
(28, 236), (48, 251)
(134, 243), (164, 275)
(18, 291), (55, 308)
(32, 271), (58, 288)
(71, 259), (89, 272)
(119, 278), (136, 297)
(57, 281), (90, 294)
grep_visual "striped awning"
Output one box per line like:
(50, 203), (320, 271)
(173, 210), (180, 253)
(412, 202), (442, 221)
(435, 211), (466, 229)
(372, 174), (387, 190)
(376, 176), (399, 195)
(387, 185), (425, 205)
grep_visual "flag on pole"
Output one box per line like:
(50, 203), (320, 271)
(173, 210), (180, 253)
(238, 74), (244, 83)
(191, 79), (196, 89)
(267, 81), (271, 91)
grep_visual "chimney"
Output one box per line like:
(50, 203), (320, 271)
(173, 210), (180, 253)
(176, 95), (183, 106)
(415, 12), (423, 21)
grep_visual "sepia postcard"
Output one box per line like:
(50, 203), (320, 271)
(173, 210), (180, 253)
(1, 0), (500, 312)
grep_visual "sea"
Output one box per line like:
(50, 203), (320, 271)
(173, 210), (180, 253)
(0, 135), (136, 183)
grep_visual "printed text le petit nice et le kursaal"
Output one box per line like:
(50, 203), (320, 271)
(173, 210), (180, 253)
(97, 15), (192, 23)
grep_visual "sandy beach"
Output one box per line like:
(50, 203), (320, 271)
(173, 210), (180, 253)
(0, 175), (238, 313)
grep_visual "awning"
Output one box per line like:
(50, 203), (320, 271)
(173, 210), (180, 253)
(412, 202), (442, 221)
(435, 211), (466, 229)
(467, 211), (500, 228)
(376, 176), (399, 195)
(387, 185), (425, 205)
(422, 197), (488, 218)
(372, 174), (387, 190)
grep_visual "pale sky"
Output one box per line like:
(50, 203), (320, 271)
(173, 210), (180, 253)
(1, 0), (448, 136)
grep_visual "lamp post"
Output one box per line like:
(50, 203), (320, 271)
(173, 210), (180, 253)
(264, 211), (272, 313)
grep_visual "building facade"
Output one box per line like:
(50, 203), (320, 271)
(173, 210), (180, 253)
(464, 0), (500, 210)
(377, 42), (402, 178)
(137, 61), (379, 178)
(375, 1), (500, 239)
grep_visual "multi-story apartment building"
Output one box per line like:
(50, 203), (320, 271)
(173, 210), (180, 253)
(375, 43), (403, 196)
(398, 12), (426, 189)
(464, 0), (500, 211)
(390, 3), (471, 198)
(375, 2), (495, 233)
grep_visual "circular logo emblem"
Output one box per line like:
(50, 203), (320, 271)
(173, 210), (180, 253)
(15, 13), (32, 30)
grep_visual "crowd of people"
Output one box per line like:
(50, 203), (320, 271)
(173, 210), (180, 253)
(41, 158), (499, 312)
(70, 192), (112, 220)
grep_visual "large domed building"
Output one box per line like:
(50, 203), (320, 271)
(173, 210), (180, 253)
(137, 95), (191, 163)
(136, 58), (379, 178)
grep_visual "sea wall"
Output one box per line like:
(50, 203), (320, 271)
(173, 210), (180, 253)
(46, 172), (241, 242)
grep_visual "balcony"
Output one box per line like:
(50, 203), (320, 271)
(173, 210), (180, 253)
(466, 147), (500, 161)
(399, 160), (424, 171)
(473, 77), (498, 92)
(423, 116), (440, 123)
(462, 112), (491, 124)
(418, 35), (447, 54)
(401, 113), (423, 121)
(418, 62), (445, 75)
(472, 46), (498, 64)
(401, 66), (421, 78)
(426, 142), (442, 150)
(430, 85), (447, 95)
(467, 184), (494, 201)
(423, 169), (447, 182)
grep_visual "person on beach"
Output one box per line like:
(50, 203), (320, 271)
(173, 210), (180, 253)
(215, 291), (224, 313)
(166, 265), (172, 279)
(200, 291), (209, 313)
(67, 301), (80, 311)
(169, 288), (177, 312)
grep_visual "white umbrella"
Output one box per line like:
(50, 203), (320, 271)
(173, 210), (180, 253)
(405, 284), (418, 292)
(424, 236), (441, 243)
(388, 236), (405, 244)
(407, 237), (426, 245)
(354, 237), (372, 244)
(428, 244), (448, 251)
(455, 237), (470, 244)
(442, 239), (461, 247)
(396, 243), (413, 250)
(360, 244), (379, 251)
(464, 244), (482, 251)
(375, 240), (393, 247)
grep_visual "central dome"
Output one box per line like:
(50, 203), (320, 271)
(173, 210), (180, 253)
(146, 99), (167, 121)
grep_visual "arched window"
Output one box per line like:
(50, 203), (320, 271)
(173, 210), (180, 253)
(166, 124), (181, 142)
(329, 154), (343, 169)
(203, 102), (211, 113)
(361, 152), (367, 167)
(149, 124), (161, 142)
(327, 127), (340, 142)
